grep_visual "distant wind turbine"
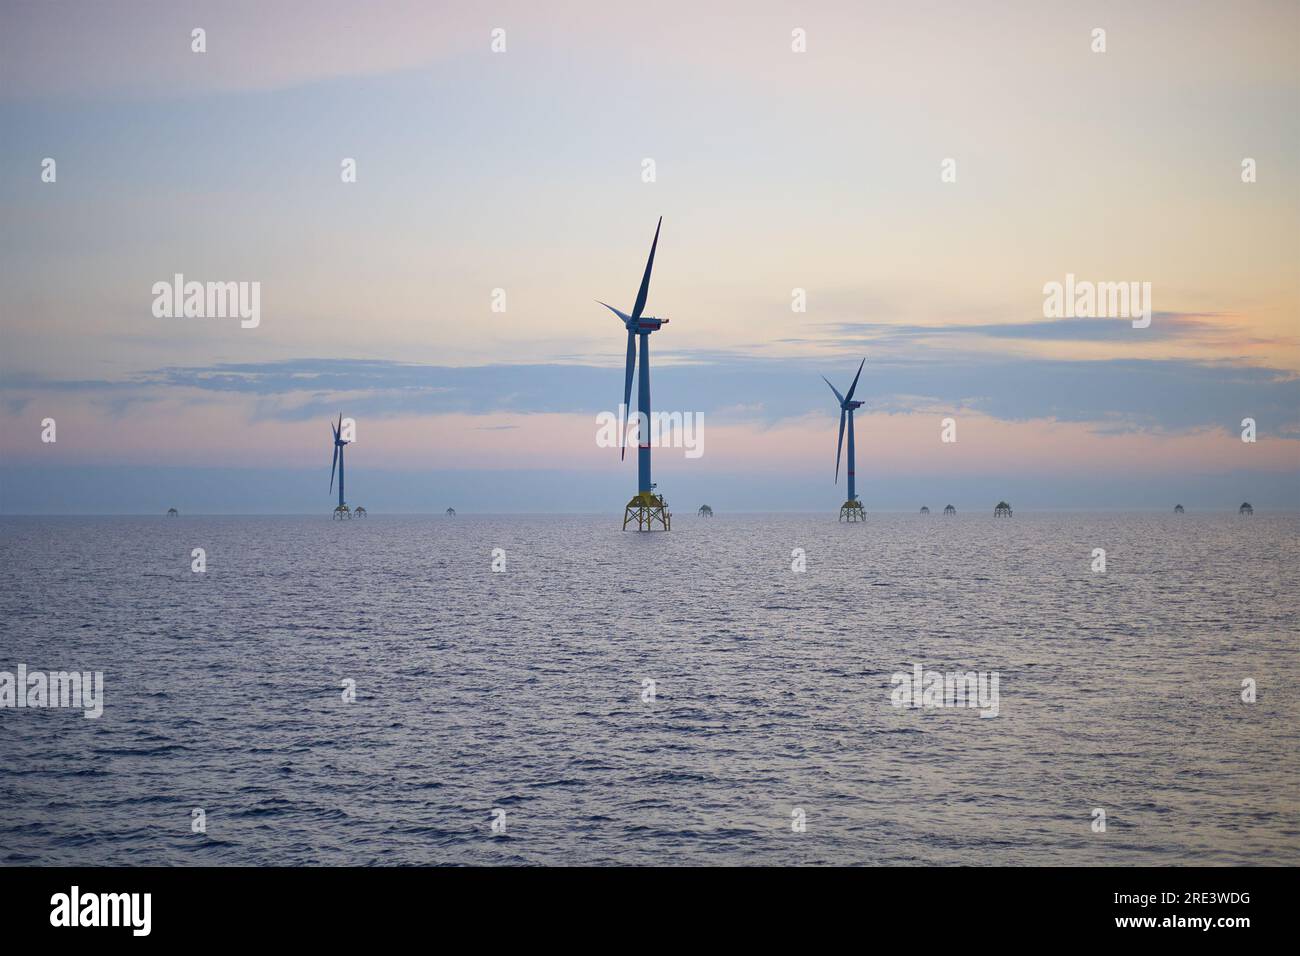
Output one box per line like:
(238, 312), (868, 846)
(822, 358), (867, 522)
(329, 413), (351, 519)
(599, 217), (672, 531)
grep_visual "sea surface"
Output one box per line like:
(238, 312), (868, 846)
(1, 512), (1297, 866)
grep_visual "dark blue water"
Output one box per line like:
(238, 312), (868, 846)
(1, 513), (1296, 865)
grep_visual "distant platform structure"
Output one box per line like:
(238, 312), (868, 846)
(1239, 502), (1253, 515)
(446, 507), (456, 516)
(1174, 504), (1184, 513)
(697, 504), (713, 517)
(167, 507), (178, 517)
(920, 506), (930, 515)
(994, 501), (1012, 517)
(354, 506), (366, 517)
(944, 504), (956, 516)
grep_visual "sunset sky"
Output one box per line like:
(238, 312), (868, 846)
(1, 0), (1297, 512)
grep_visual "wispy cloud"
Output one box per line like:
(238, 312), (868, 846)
(6, 354), (1298, 438)
(825, 313), (1230, 343)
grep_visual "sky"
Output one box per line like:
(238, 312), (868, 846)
(1, 0), (1297, 512)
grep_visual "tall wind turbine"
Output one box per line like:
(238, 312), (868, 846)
(598, 217), (672, 531)
(822, 358), (866, 522)
(329, 413), (351, 519)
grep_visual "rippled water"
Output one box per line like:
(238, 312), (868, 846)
(1, 512), (1296, 865)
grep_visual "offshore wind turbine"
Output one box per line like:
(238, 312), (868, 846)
(598, 217), (672, 531)
(822, 358), (867, 522)
(329, 413), (351, 519)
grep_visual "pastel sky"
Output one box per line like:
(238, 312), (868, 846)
(1, 0), (1297, 512)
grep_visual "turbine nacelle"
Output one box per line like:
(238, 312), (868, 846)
(597, 304), (669, 334)
(330, 412), (351, 446)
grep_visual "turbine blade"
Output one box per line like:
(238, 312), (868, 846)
(597, 300), (632, 325)
(835, 409), (846, 484)
(330, 443), (338, 492)
(821, 375), (845, 405)
(631, 217), (661, 321)
(844, 357), (866, 402)
(621, 330), (636, 460)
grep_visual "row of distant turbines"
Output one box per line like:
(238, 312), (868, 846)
(314, 219), (1258, 527)
(600, 218), (864, 529)
(600, 220), (894, 528)
(606, 219), (1260, 527)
